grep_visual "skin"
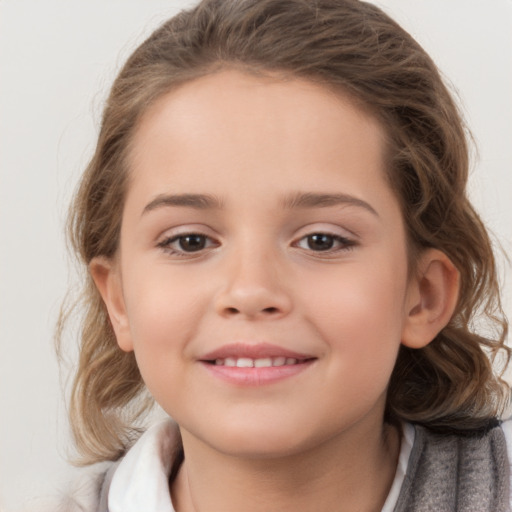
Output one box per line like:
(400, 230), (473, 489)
(92, 69), (459, 512)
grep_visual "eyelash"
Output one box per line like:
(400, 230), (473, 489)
(156, 231), (356, 257)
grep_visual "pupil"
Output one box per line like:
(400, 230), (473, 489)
(179, 235), (206, 252)
(308, 234), (333, 251)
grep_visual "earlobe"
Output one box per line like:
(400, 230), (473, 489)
(89, 256), (134, 352)
(401, 249), (460, 349)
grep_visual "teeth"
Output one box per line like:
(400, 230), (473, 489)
(254, 358), (273, 368)
(236, 357), (253, 368)
(213, 357), (302, 367)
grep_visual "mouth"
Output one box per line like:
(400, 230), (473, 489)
(199, 343), (317, 385)
(204, 356), (314, 367)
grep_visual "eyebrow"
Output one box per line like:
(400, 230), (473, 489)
(142, 193), (223, 216)
(141, 191), (378, 217)
(283, 192), (379, 217)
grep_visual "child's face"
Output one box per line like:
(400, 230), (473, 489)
(102, 70), (417, 457)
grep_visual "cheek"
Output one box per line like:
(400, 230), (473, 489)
(121, 263), (207, 363)
(301, 257), (408, 371)
(121, 269), (204, 409)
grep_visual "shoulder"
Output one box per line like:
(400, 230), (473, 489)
(21, 419), (180, 512)
(411, 420), (509, 477)
(394, 420), (511, 511)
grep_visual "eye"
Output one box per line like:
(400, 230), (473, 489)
(295, 233), (355, 252)
(157, 233), (217, 255)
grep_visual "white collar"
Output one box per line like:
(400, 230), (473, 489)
(108, 419), (180, 512)
(381, 422), (415, 512)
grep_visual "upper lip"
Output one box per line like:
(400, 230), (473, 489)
(200, 343), (315, 361)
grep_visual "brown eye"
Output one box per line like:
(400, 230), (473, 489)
(178, 234), (207, 252)
(158, 232), (217, 255)
(294, 232), (355, 253)
(306, 234), (335, 251)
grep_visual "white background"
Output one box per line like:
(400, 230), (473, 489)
(1, 1), (511, 510)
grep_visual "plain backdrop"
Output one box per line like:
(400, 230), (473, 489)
(1, 1), (511, 510)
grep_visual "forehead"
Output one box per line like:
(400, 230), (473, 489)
(127, 69), (391, 206)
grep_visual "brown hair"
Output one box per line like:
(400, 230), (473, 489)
(58, 0), (510, 464)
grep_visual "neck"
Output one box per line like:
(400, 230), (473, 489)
(171, 420), (400, 512)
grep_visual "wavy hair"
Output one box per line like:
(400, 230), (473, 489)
(57, 0), (510, 463)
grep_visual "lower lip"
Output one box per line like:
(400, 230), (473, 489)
(200, 360), (315, 386)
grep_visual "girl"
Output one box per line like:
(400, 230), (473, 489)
(56, 0), (510, 510)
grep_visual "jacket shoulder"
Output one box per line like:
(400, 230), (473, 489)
(394, 423), (510, 511)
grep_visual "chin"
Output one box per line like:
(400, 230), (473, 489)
(216, 437), (311, 460)
(192, 418), (326, 460)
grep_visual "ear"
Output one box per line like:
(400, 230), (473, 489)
(401, 249), (460, 349)
(89, 256), (134, 352)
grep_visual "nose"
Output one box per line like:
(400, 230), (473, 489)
(214, 248), (293, 320)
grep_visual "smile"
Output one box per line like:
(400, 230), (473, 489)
(212, 356), (303, 367)
(199, 343), (317, 385)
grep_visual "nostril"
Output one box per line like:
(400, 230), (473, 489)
(263, 307), (279, 314)
(226, 307), (239, 315)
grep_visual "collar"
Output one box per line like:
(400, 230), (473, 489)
(108, 419), (180, 512)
